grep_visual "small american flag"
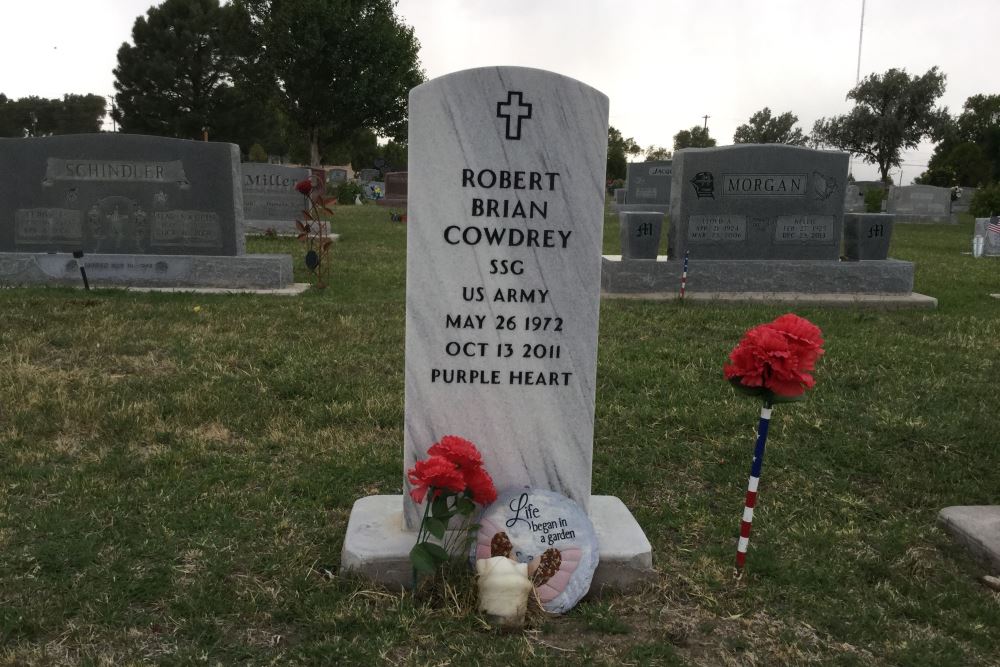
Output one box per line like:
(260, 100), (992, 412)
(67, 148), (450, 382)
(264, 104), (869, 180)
(988, 217), (1000, 234)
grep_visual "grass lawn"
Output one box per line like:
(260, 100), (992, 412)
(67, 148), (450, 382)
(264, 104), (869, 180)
(1, 204), (998, 665)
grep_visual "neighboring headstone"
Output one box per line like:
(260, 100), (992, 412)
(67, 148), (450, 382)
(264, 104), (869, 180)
(472, 488), (599, 614)
(844, 183), (866, 212)
(342, 66), (653, 589)
(357, 168), (380, 182)
(376, 171), (408, 208)
(974, 217), (1000, 257)
(327, 167), (348, 184)
(0, 133), (292, 289)
(613, 188), (625, 205)
(667, 144), (848, 260)
(626, 160), (672, 205)
(843, 213), (894, 260)
(619, 211), (662, 259)
(241, 163), (310, 234)
(887, 185), (956, 223)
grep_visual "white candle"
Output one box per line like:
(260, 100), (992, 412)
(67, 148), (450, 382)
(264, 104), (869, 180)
(476, 556), (533, 627)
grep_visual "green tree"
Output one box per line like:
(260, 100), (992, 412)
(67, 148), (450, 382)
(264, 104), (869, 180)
(248, 142), (268, 162)
(918, 94), (1000, 186)
(644, 145), (672, 161)
(733, 107), (808, 145)
(606, 126), (640, 180)
(673, 125), (716, 150)
(812, 67), (948, 184)
(241, 0), (423, 166)
(113, 0), (252, 140)
(0, 94), (105, 137)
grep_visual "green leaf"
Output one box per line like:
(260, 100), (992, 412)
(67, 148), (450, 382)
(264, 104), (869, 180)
(409, 543), (437, 574)
(432, 495), (453, 520)
(424, 542), (450, 563)
(424, 517), (446, 540)
(456, 497), (476, 515)
(467, 523), (481, 533)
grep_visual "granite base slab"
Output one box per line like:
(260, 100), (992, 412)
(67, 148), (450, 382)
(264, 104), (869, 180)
(125, 283), (310, 296)
(602, 255), (916, 295)
(0, 252), (293, 289)
(610, 203), (671, 216)
(938, 506), (1000, 571)
(603, 290), (937, 309)
(341, 494), (655, 592)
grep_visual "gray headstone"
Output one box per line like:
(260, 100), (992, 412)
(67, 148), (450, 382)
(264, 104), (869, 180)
(613, 188), (626, 205)
(472, 488), (599, 614)
(377, 171), (408, 207)
(974, 217), (1000, 256)
(844, 183), (866, 212)
(327, 167), (348, 184)
(0, 134), (246, 256)
(668, 144), (849, 260)
(625, 160), (672, 205)
(403, 66), (609, 529)
(358, 168), (380, 182)
(619, 212), (662, 259)
(887, 185), (955, 223)
(241, 163), (310, 234)
(843, 213), (894, 260)
(951, 187), (976, 213)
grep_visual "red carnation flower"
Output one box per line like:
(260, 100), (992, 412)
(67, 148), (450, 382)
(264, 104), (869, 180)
(294, 178), (312, 196)
(427, 435), (483, 470)
(464, 464), (497, 506)
(724, 314), (823, 398)
(407, 455), (465, 504)
(768, 314), (825, 366)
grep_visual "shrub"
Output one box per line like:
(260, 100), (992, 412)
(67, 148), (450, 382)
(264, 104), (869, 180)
(248, 143), (268, 163)
(969, 182), (1000, 217)
(863, 187), (886, 213)
(334, 180), (363, 205)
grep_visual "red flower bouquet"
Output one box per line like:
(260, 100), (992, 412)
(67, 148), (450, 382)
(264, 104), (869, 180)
(725, 314), (824, 572)
(407, 436), (496, 579)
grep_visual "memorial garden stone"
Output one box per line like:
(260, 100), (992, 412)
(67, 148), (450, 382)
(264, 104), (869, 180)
(341, 66), (652, 588)
(0, 134), (292, 289)
(619, 211), (662, 259)
(887, 185), (956, 223)
(241, 162), (310, 234)
(843, 213), (894, 260)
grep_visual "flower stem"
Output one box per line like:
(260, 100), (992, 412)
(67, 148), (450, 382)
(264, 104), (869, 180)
(736, 399), (773, 572)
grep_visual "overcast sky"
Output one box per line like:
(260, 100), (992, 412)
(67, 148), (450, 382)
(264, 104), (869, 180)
(2, 0), (997, 183)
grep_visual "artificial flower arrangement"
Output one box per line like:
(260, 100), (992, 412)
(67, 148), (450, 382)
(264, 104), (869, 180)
(723, 313), (825, 572)
(407, 435), (497, 578)
(294, 171), (335, 288)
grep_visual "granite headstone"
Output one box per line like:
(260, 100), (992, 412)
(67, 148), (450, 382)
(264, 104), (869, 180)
(667, 144), (849, 260)
(357, 168), (380, 182)
(844, 183), (866, 212)
(376, 171), (408, 207)
(619, 211), (662, 259)
(625, 160), (672, 205)
(887, 185), (955, 223)
(843, 213), (894, 260)
(974, 217), (1000, 257)
(241, 163), (310, 234)
(613, 188), (626, 205)
(327, 167), (348, 184)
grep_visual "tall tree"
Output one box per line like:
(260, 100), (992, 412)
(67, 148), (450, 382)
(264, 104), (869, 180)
(918, 94), (1000, 186)
(812, 67), (948, 184)
(644, 145), (672, 161)
(0, 94), (105, 137)
(606, 126), (641, 181)
(673, 125), (716, 150)
(733, 107), (808, 145)
(113, 0), (250, 139)
(241, 0), (423, 166)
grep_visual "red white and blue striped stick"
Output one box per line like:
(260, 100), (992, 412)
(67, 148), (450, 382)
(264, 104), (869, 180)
(736, 401), (772, 571)
(680, 250), (689, 300)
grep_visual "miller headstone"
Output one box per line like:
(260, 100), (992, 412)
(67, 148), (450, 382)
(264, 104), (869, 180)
(241, 163), (310, 234)
(887, 185), (956, 223)
(341, 66), (652, 588)
(0, 134), (292, 288)
(667, 144), (849, 260)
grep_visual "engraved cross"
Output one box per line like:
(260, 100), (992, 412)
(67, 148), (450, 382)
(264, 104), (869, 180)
(496, 91), (532, 141)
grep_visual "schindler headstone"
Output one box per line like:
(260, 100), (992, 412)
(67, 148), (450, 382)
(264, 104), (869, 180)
(0, 134), (291, 288)
(241, 163), (310, 234)
(625, 160), (672, 205)
(342, 66), (652, 588)
(668, 144), (849, 260)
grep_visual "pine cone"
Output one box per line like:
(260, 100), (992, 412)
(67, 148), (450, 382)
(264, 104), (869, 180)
(531, 548), (561, 586)
(490, 531), (513, 558)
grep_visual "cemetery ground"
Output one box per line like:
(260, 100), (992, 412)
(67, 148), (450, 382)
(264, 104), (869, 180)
(1, 205), (998, 666)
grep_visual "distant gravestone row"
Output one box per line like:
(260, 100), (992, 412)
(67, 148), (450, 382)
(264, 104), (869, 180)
(887, 184), (955, 224)
(0, 134), (292, 289)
